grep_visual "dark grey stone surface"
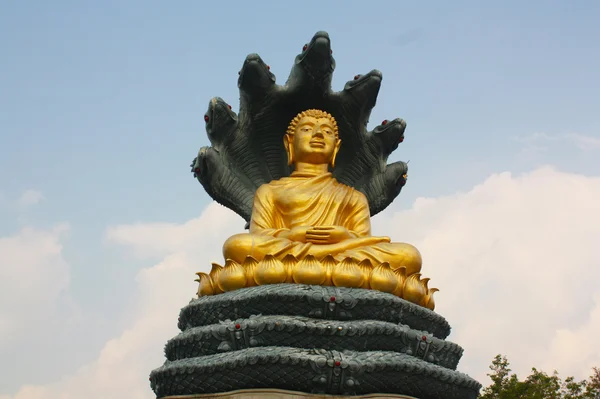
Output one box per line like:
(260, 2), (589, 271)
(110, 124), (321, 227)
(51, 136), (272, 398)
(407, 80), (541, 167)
(151, 347), (480, 399)
(166, 315), (463, 370)
(151, 285), (481, 398)
(178, 284), (451, 339)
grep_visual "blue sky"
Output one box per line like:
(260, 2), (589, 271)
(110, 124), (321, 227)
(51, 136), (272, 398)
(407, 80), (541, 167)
(1, 0), (600, 396)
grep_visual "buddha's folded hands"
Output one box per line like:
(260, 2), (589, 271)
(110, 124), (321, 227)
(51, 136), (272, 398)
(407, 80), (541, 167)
(305, 226), (354, 244)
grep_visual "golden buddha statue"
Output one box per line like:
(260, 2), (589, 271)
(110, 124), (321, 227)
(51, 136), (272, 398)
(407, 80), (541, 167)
(197, 109), (437, 309)
(222, 109), (422, 276)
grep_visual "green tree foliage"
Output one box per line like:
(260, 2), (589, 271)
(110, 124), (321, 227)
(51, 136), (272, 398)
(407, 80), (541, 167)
(479, 355), (600, 399)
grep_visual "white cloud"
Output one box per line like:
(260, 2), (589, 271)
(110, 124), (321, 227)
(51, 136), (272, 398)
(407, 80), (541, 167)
(513, 132), (600, 160)
(1, 203), (240, 399)
(17, 190), (45, 207)
(0, 252), (198, 399)
(544, 291), (600, 379)
(0, 224), (70, 346)
(3, 167), (600, 398)
(568, 133), (600, 151)
(104, 203), (243, 261)
(372, 166), (600, 383)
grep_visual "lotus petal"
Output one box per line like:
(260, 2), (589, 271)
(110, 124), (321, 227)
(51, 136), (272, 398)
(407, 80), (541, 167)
(332, 257), (363, 288)
(254, 254), (287, 285)
(370, 262), (398, 294)
(218, 259), (247, 292)
(293, 255), (326, 285)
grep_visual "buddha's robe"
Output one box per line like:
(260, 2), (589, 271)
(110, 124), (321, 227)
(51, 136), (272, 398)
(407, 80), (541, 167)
(223, 172), (421, 275)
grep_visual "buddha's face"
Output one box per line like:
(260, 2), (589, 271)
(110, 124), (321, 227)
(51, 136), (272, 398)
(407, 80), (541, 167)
(287, 116), (340, 165)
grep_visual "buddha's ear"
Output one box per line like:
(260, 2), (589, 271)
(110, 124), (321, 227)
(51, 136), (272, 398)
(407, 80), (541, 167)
(330, 137), (342, 169)
(284, 134), (294, 165)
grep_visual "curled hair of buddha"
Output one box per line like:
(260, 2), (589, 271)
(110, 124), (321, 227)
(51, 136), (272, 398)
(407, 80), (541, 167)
(286, 109), (339, 137)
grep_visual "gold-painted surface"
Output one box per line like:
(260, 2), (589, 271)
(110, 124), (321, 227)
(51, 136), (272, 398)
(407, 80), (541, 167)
(332, 257), (364, 288)
(424, 288), (439, 311)
(403, 274), (427, 306)
(201, 256), (438, 309)
(199, 110), (438, 310)
(357, 259), (373, 289)
(293, 254), (327, 285)
(218, 259), (247, 292)
(281, 254), (297, 283)
(210, 263), (224, 294)
(254, 254), (287, 285)
(195, 272), (214, 297)
(321, 255), (336, 286)
(391, 267), (407, 298)
(242, 256), (259, 287)
(369, 262), (398, 294)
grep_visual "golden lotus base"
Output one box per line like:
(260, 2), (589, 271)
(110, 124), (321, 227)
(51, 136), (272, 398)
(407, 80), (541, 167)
(163, 388), (418, 398)
(196, 254), (437, 310)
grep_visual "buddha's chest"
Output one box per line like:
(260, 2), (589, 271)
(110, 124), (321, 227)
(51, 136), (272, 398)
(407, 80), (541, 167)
(273, 188), (316, 212)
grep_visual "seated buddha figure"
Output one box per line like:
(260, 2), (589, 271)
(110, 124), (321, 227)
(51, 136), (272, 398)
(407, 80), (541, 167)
(223, 109), (422, 276)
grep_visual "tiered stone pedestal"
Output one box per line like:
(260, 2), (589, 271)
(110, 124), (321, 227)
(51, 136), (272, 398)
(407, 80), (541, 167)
(150, 284), (480, 399)
(162, 389), (418, 398)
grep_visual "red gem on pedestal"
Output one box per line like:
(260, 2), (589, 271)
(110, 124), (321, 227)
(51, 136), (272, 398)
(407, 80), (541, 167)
(235, 323), (241, 329)
(330, 296), (336, 302)
(421, 335), (427, 341)
(354, 75), (360, 80)
(303, 44), (308, 51)
(382, 120), (388, 125)
(204, 115), (209, 122)
(335, 361), (341, 367)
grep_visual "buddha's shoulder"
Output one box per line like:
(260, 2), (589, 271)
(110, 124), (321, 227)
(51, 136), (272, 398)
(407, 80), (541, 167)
(255, 182), (275, 195)
(260, 175), (364, 196)
(256, 178), (292, 194)
(347, 184), (369, 204)
(321, 178), (369, 204)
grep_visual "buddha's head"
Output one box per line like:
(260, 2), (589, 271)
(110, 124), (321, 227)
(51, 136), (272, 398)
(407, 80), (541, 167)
(284, 109), (341, 168)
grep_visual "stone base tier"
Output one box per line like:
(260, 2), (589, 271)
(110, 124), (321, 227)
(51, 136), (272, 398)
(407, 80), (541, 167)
(178, 284), (450, 339)
(166, 315), (463, 370)
(150, 285), (481, 399)
(162, 388), (418, 398)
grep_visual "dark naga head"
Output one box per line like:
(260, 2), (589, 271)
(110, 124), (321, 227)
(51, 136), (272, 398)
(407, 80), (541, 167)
(191, 31), (410, 223)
